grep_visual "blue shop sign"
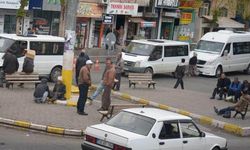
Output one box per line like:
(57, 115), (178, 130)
(29, 0), (43, 10)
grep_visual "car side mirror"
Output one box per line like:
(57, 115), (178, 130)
(200, 132), (206, 137)
(152, 133), (156, 138)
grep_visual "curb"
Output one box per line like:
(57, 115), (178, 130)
(110, 91), (250, 137)
(0, 117), (84, 136)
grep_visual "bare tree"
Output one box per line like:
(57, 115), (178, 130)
(237, 0), (250, 31)
(16, 0), (29, 35)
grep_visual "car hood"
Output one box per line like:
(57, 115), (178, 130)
(205, 132), (227, 143)
(192, 50), (220, 62)
(86, 124), (144, 145)
(122, 52), (148, 62)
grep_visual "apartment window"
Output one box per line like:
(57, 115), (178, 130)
(219, 7), (228, 17)
(199, 3), (210, 17)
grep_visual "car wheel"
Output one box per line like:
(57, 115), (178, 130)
(144, 68), (153, 75)
(212, 146), (220, 150)
(244, 64), (250, 75)
(50, 67), (62, 83)
(215, 66), (222, 78)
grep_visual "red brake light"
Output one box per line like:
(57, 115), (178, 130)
(85, 135), (96, 144)
(113, 144), (129, 150)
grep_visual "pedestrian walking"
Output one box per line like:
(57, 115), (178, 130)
(2, 49), (19, 88)
(75, 49), (89, 85)
(77, 60), (93, 115)
(33, 78), (50, 103)
(210, 73), (231, 100)
(87, 58), (110, 103)
(188, 52), (197, 76)
(174, 58), (186, 89)
(113, 52), (123, 91)
(98, 58), (116, 111)
(18, 49), (35, 88)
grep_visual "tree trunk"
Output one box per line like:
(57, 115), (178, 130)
(16, 17), (23, 35)
(59, 2), (66, 37)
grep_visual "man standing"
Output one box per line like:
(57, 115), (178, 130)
(113, 52), (123, 91)
(188, 52), (197, 76)
(210, 73), (231, 100)
(75, 49), (89, 85)
(77, 60), (93, 115)
(174, 58), (186, 89)
(98, 58), (116, 111)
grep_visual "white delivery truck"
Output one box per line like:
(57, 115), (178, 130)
(194, 30), (250, 77)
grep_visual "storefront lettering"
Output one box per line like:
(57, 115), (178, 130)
(111, 4), (135, 10)
(157, 0), (178, 7)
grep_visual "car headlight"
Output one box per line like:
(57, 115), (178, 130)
(134, 61), (141, 67)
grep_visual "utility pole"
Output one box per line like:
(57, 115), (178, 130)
(157, 8), (163, 39)
(62, 0), (79, 100)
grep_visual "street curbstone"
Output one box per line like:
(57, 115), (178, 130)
(199, 116), (213, 126)
(64, 129), (83, 136)
(178, 110), (191, 117)
(0, 117), (15, 125)
(223, 123), (242, 136)
(14, 120), (31, 128)
(158, 104), (170, 110)
(30, 123), (47, 131)
(47, 126), (65, 135)
(138, 98), (150, 105)
(66, 101), (77, 107)
(120, 93), (132, 101)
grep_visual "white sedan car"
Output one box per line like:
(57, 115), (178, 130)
(81, 108), (228, 150)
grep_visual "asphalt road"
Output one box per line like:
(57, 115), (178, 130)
(1, 123), (250, 150)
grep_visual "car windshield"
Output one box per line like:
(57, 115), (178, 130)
(195, 40), (224, 54)
(126, 42), (155, 56)
(106, 111), (156, 136)
(0, 37), (15, 52)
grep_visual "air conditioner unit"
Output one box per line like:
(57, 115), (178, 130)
(102, 0), (109, 5)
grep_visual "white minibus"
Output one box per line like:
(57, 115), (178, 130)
(122, 39), (190, 75)
(194, 30), (250, 77)
(0, 34), (65, 82)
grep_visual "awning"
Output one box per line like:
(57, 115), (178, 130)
(129, 17), (145, 23)
(203, 16), (244, 28)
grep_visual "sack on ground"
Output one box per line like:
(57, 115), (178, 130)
(223, 111), (231, 118)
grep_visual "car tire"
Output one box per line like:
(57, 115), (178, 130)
(50, 67), (62, 83)
(243, 64), (250, 75)
(215, 66), (222, 78)
(144, 68), (153, 75)
(212, 146), (220, 150)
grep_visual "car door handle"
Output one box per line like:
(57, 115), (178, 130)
(159, 142), (165, 145)
(183, 140), (188, 144)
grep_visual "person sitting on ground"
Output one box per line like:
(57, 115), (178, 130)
(210, 73), (231, 100)
(241, 80), (250, 95)
(33, 78), (50, 103)
(50, 76), (66, 102)
(227, 77), (242, 102)
(214, 88), (250, 118)
(18, 49), (35, 88)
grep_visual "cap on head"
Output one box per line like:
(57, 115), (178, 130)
(86, 60), (93, 65)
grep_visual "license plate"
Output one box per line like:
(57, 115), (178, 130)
(96, 139), (113, 149)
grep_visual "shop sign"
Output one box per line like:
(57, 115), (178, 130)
(179, 0), (201, 8)
(156, 0), (179, 8)
(107, 3), (138, 16)
(77, 2), (103, 18)
(43, 0), (61, 11)
(180, 12), (192, 24)
(29, 0), (42, 10)
(0, 0), (28, 9)
(102, 15), (113, 24)
(141, 21), (156, 28)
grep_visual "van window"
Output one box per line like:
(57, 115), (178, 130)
(196, 40), (224, 53)
(30, 42), (64, 55)
(222, 43), (231, 56)
(164, 45), (188, 57)
(127, 42), (155, 56)
(149, 46), (162, 61)
(233, 42), (250, 55)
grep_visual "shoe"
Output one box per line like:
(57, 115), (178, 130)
(210, 96), (215, 99)
(77, 111), (88, 115)
(87, 97), (93, 101)
(214, 106), (219, 115)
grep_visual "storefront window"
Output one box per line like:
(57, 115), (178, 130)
(4, 15), (16, 34)
(32, 10), (60, 36)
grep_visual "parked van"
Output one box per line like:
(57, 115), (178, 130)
(194, 30), (250, 77)
(122, 39), (190, 75)
(0, 34), (65, 82)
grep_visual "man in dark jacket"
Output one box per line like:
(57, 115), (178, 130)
(2, 50), (19, 74)
(174, 58), (186, 89)
(75, 49), (89, 85)
(188, 52), (197, 76)
(50, 76), (66, 101)
(33, 78), (49, 103)
(210, 73), (231, 100)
